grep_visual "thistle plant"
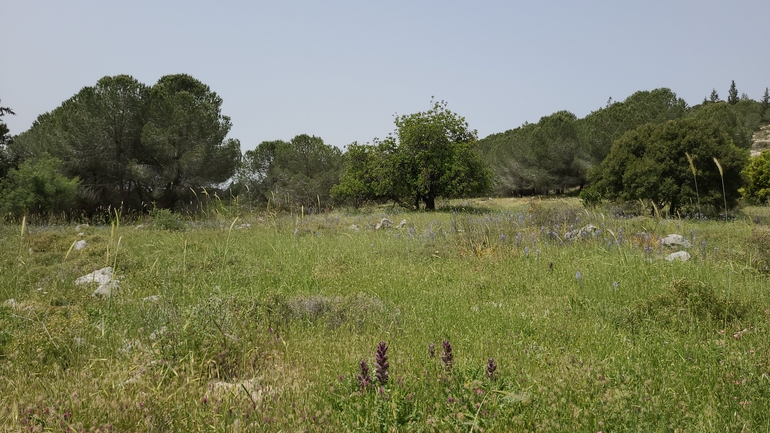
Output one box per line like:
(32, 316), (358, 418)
(441, 340), (453, 372)
(486, 358), (497, 381)
(357, 359), (372, 391)
(375, 342), (389, 385)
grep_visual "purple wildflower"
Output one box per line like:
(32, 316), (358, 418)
(357, 359), (371, 391)
(441, 340), (453, 371)
(486, 358), (497, 381)
(375, 342), (389, 385)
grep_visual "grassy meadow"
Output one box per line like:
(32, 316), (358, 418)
(1, 198), (770, 432)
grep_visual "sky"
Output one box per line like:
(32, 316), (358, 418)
(2, 1), (769, 152)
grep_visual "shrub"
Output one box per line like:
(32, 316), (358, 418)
(0, 154), (80, 218)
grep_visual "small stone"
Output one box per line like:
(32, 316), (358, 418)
(92, 280), (120, 298)
(75, 224), (89, 231)
(75, 267), (114, 286)
(398, 219), (408, 228)
(375, 218), (393, 230)
(665, 251), (691, 262)
(142, 295), (161, 302)
(660, 234), (692, 248)
(3, 298), (17, 308)
(565, 224), (599, 240)
(74, 240), (87, 250)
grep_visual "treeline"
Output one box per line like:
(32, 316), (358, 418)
(0, 75), (240, 216)
(477, 85), (770, 197)
(2, 76), (770, 219)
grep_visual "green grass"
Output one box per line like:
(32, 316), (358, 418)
(1, 198), (770, 431)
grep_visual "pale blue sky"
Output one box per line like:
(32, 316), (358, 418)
(2, 1), (769, 152)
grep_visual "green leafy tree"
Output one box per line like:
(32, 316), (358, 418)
(587, 118), (748, 215)
(577, 88), (688, 166)
(334, 101), (492, 209)
(0, 154), (80, 217)
(687, 101), (754, 149)
(138, 74), (241, 208)
(235, 134), (343, 209)
(741, 151), (770, 204)
(728, 80), (739, 105)
(0, 99), (16, 179)
(710, 89), (720, 103)
(10, 74), (240, 212)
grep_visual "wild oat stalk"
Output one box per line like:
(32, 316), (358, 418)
(685, 152), (701, 215)
(713, 157), (727, 222)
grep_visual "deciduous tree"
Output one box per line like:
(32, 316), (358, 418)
(334, 101), (492, 209)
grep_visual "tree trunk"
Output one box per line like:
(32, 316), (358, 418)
(423, 194), (436, 210)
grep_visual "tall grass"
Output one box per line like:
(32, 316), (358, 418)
(0, 198), (769, 431)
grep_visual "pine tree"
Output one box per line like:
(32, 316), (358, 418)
(761, 87), (769, 120)
(709, 89), (720, 103)
(727, 80), (739, 105)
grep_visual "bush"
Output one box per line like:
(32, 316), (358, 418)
(741, 151), (770, 204)
(0, 154), (80, 218)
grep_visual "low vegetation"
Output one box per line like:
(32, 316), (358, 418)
(2, 198), (770, 431)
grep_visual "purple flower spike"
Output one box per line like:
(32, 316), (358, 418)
(441, 340), (453, 371)
(357, 359), (371, 391)
(486, 358), (497, 381)
(375, 342), (389, 385)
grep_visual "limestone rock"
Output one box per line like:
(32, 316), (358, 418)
(665, 251), (691, 262)
(75, 267), (120, 298)
(660, 234), (691, 248)
(74, 240), (87, 250)
(565, 224), (600, 240)
(375, 218), (393, 230)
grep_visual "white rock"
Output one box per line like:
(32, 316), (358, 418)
(3, 298), (17, 308)
(565, 224), (600, 240)
(75, 267), (114, 286)
(660, 234), (691, 248)
(665, 251), (691, 262)
(349, 224), (359, 232)
(92, 280), (120, 298)
(206, 378), (272, 403)
(375, 218), (393, 230)
(76, 267), (120, 298)
(398, 219), (408, 228)
(142, 295), (161, 302)
(75, 224), (89, 231)
(74, 240), (87, 251)
(237, 223), (251, 229)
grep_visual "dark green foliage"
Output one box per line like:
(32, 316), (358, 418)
(710, 89), (720, 103)
(741, 150), (770, 204)
(688, 101), (756, 149)
(0, 99), (16, 179)
(0, 154), (80, 217)
(10, 75), (240, 213)
(577, 88), (688, 165)
(728, 80), (739, 105)
(587, 118), (748, 215)
(761, 87), (770, 121)
(333, 101), (492, 210)
(479, 111), (589, 195)
(235, 134), (343, 209)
